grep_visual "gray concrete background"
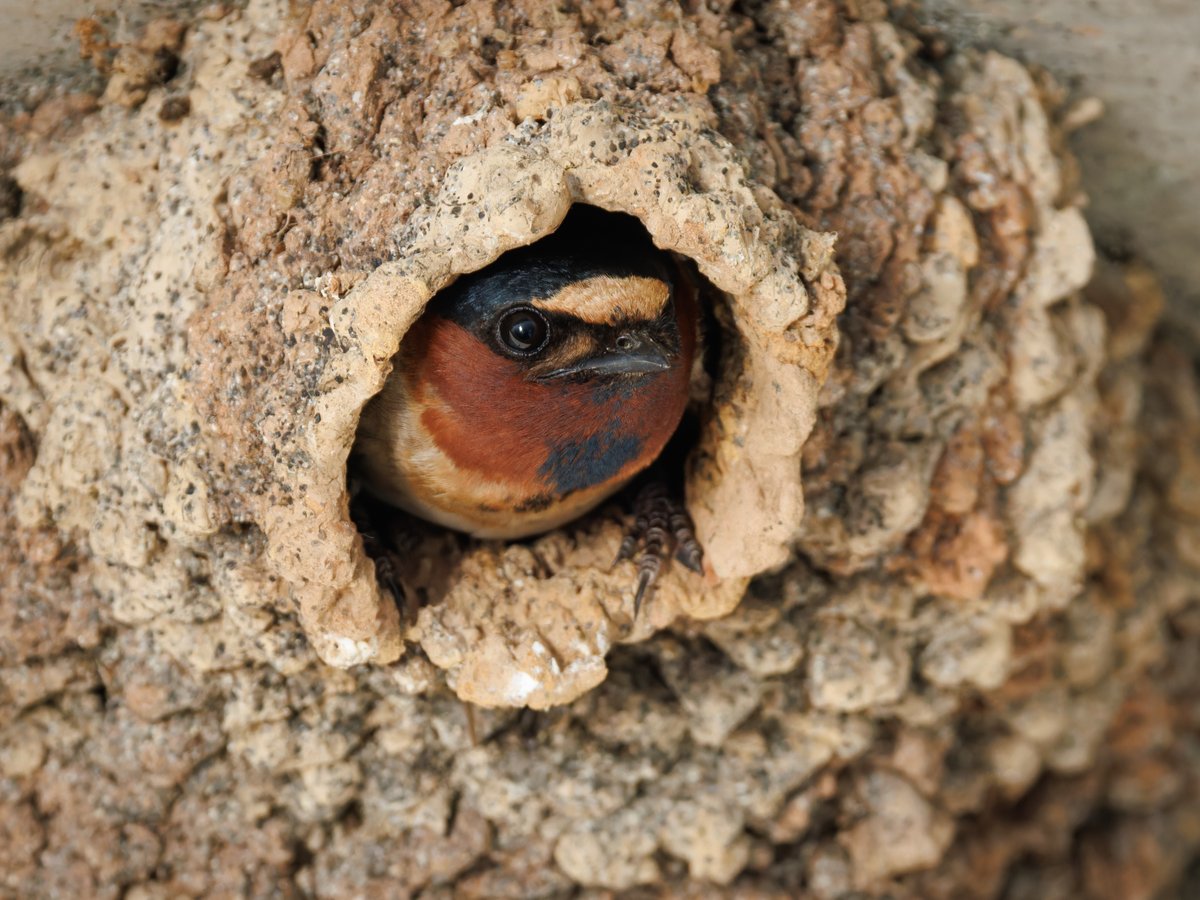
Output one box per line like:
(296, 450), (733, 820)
(2, 0), (1197, 329)
(0, 0), (87, 82)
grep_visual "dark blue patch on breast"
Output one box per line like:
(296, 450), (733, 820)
(538, 433), (643, 495)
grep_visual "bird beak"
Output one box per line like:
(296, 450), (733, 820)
(539, 334), (672, 381)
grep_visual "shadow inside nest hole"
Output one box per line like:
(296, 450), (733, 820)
(345, 204), (732, 623)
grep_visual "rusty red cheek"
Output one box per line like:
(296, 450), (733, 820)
(407, 318), (546, 486)
(409, 309), (693, 500)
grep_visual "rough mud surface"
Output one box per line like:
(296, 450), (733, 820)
(1, 0), (1197, 897)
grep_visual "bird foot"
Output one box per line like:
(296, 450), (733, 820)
(351, 494), (419, 622)
(614, 480), (704, 619)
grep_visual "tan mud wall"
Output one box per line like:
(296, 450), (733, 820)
(1, 1), (1198, 897)
(915, 0), (1200, 345)
(8, 0), (1197, 338)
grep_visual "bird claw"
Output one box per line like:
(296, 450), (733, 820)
(352, 494), (418, 622)
(614, 532), (638, 565)
(372, 551), (407, 608)
(670, 506), (704, 574)
(615, 480), (704, 620)
(675, 542), (704, 574)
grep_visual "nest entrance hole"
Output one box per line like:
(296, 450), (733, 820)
(347, 203), (729, 619)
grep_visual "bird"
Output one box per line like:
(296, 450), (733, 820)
(353, 206), (703, 610)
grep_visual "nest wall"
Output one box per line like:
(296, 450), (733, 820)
(0, 1), (1197, 897)
(115, 0), (847, 706)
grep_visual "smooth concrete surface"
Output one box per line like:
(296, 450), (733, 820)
(0, 0), (83, 80)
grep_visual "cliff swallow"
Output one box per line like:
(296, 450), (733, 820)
(354, 207), (702, 610)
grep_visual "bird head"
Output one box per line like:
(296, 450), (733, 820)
(427, 211), (689, 387)
(432, 269), (685, 391)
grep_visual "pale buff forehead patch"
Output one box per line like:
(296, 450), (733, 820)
(530, 275), (670, 325)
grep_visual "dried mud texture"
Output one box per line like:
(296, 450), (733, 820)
(1, 1), (1197, 898)
(320, 93), (842, 703)
(183, 0), (844, 704)
(12, 0), (847, 709)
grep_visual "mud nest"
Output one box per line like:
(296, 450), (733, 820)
(1, 1), (1197, 897)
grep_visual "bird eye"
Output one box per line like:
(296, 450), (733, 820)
(497, 308), (549, 354)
